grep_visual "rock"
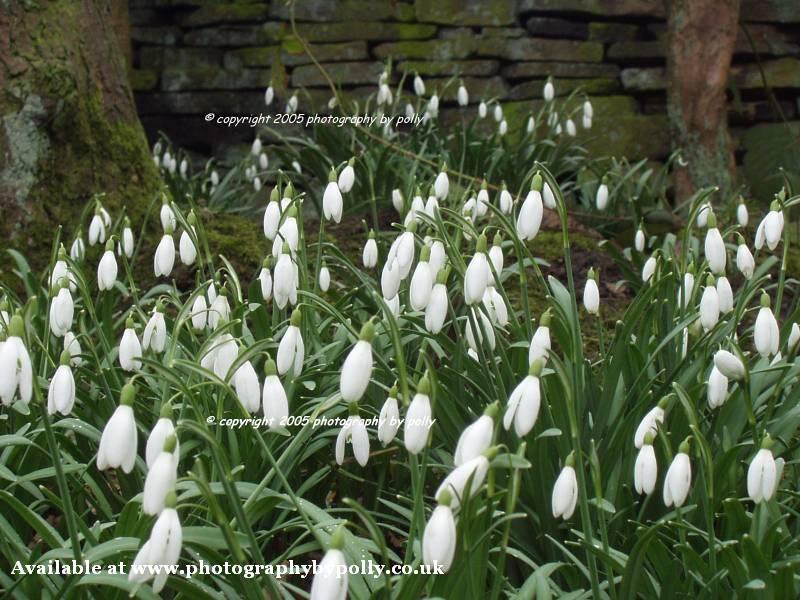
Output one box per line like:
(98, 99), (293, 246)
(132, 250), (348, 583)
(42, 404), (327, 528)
(525, 17), (588, 40)
(502, 62), (620, 79)
(621, 67), (665, 91)
(480, 27), (527, 38)
(398, 60), (500, 77)
(269, 0), (411, 22)
(223, 46), (279, 69)
(509, 78), (619, 100)
(292, 21), (437, 42)
(741, 0), (800, 23)
(291, 61), (386, 87)
(583, 113), (670, 159)
(131, 26), (181, 45)
(588, 22), (639, 42)
(183, 23), (284, 47)
(373, 37), (477, 60)
(181, 3), (271, 27)
(478, 37), (603, 62)
(161, 66), (272, 92)
(142, 47), (223, 71)
(732, 58), (800, 88)
(416, 76), (509, 101)
(415, 0), (515, 26)
(607, 41), (664, 61)
(130, 69), (159, 92)
(517, 0), (663, 17)
(226, 41), (368, 68)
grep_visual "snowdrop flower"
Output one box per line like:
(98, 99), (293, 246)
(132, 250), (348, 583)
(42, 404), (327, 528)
(596, 176), (609, 210)
(552, 454), (578, 520)
(663, 438), (692, 508)
(681, 268), (695, 308)
(404, 374), (433, 455)
(122, 217), (135, 258)
(736, 236), (755, 279)
(179, 158), (188, 178)
(233, 360), (261, 414)
(391, 188), (404, 215)
(413, 74), (425, 96)
(642, 255), (657, 283)
(405, 103), (414, 120)
(541, 182), (556, 210)
(498, 120), (507, 136)
(253, 175), (262, 192)
(190, 294), (208, 331)
(498, 184), (513, 214)
(143, 434), (178, 515)
(410, 246), (434, 311)
(422, 494), (457, 573)
(423, 189), (439, 218)
(97, 239), (118, 291)
(89, 209), (106, 246)
(464, 234), (490, 305)
(582, 114), (592, 129)
(64, 331), (82, 366)
(386, 294), (400, 316)
(489, 233), (504, 275)
(428, 239), (446, 275)
(287, 94), (298, 114)
(634, 433), (657, 495)
(387, 225), (416, 279)
(436, 452), (492, 510)
(273, 245), (296, 309)
(583, 268), (600, 315)
(434, 166), (449, 200)
(454, 405), (496, 466)
(210, 170), (219, 187)
(504, 360), (543, 437)
(478, 101), (487, 118)
(716, 276), (733, 313)
(465, 308), (495, 353)
(363, 231), (378, 268)
(263, 357), (289, 430)
(425, 268), (449, 334)
(97, 382), (138, 473)
(737, 197), (749, 227)
(338, 158), (355, 193)
(748, 436), (779, 503)
(707, 365), (728, 409)
(714, 349), (745, 380)
(493, 103), (503, 122)
(788, 323), (800, 353)
(457, 81), (468, 107)
(154, 230), (176, 278)
(517, 175), (544, 241)
(142, 304), (167, 353)
(405, 190), (424, 226)
(427, 93), (440, 119)
(340, 321), (375, 402)
(378, 386), (401, 446)
(528, 310), (552, 365)
(263, 190), (281, 240)
(754, 291), (779, 358)
(179, 214), (197, 266)
(47, 351), (75, 416)
(704, 213), (726, 274)
(258, 258), (273, 303)
(526, 115), (536, 134)
(635, 226), (645, 252)
(211, 333), (238, 380)
(49, 280), (74, 337)
(377, 82), (392, 105)
(319, 262), (331, 293)
(259, 152), (269, 170)
(160, 199), (176, 232)
(476, 182), (490, 218)
(208, 287), (231, 329)
(335, 408), (370, 467)
(583, 99), (593, 119)
(544, 79), (555, 102)
(277, 310), (304, 376)
(119, 317), (142, 372)
(271, 206), (300, 258)
(146, 405), (178, 469)
(482, 286), (508, 326)
(322, 170), (343, 223)
(755, 200), (784, 251)
(699, 275), (720, 332)
(251, 137), (262, 156)
(565, 118), (577, 137)
(696, 203), (711, 228)
(70, 234), (85, 262)
(309, 527), (348, 600)
(634, 399), (667, 448)
(264, 84), (274, 106)
(381, 258), (402, 300)
(129, 491), (182, 593)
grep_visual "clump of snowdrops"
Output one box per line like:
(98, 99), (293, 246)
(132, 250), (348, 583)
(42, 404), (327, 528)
(3, 138), (800, 599)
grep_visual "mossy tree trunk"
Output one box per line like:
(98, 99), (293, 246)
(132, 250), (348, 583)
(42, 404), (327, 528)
(666, 0), (740, 201)
(0, 0), (158, 268)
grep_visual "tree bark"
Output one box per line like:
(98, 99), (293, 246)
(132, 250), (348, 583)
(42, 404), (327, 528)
(666, 0), (740, 202)
(0, 0), (158, 268)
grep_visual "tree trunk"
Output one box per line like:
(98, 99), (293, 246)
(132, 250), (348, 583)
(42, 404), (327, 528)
(666, 0), (740, 202)
(0, 0), (158, 269)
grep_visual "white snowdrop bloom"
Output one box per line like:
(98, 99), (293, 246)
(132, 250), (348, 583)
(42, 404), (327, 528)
(405, 102), (415, 120)
(634, 403), (665, 449)
(143, 434), (178, 515)
(122, 220), (135, 258)
(262, 358), (289, 430)
(316, 261), (330, 292)
(208, 289), (231, 329)
(583, 269), (600, 315)
(427, 239), (446, 276)
(663, 441), (692, 508)
(89, 212), (106, 246)
(381, 258), (402, 300)
(465, 308), (495, 353)
(434, 167), (449, 200)
(552, 458), (578, 520)
(167, 156), (177, 174)
(504, 360), (543, 437)
(257, 262), (273, 302)
(478, 101), (487, 118)
(457, 82), (469, 106)
(413, 74), (425, 96)
(386, 293), (401, 316)
(714, 349), (745, 380)
(119, 320), (142, 372)
(271, 211), (300, 257)
(259, 152), (269, 170)
(212, 333), (238, 381)
(405, 192), (424, 226)
(263, 197), (281, 240)
(142, 306), (167, 353)
(498, 185), (513, 214)
(277, 310), (304, 376)
(363, 233), (378, 269)
(759, 204), (784, 251)
(0, 320), (32, 407)
(596, 178), (609, 210)
(47, 353), (75, 416)
(251, 137), (262, 156)
(292, 160), (302, 174)
(475, 184), (490, 218)
(754, 292), (780, 358)
(97, 243), (118, 291)
(338, 159), (355, 193)
(425, 274), (449, 334)
(377, 82), (392, 105)
(387, 229), (416, 278)
(340, 322), (375, 402)
(253, 176), (262, 192)
(427, 94), (439, 119)
(70, 235), (85, 261)
(423, 500), (457, 573)
(264, 85), (274, 106)
(273, 248), (296, 309)
(498, 119), (508, 136)
(699, 278), (720, 332)
(704, 215), (726, 274)
(378, 389), (401, 446)
(566, 118), (577, 137)
(64, 331), (82, 367)
(404, 376), (433, 455)
(517, 182), (544, 242)
(696, 203), (710, 228)
(642, 255), (657, 283)
(391, 188), (404, 215)
(526, 115), (536, 134)
(528, 312), (552, 365)
(583, 99), (594, 119)
(309, 533), (348, 600)
(489, 236), (503, 276)
(146, 410), (178, 470)
(707, 365), (728, 409)
(542, 181), (557, 209)
(582, 114), (592, 129)
(154, 233), (176, 278)
(454, 411), (495, 466)
(788, 323), (800, 352)
(97, 383), (138, 473)
(423, 192), (439, 218)
(737, 199), (749, 227)
(49, 284), (74, 337)
(635, 227), (645, 252)
(234, 360), (261, 414)
(681, 271), (695, 308)
(748, 440), (778, 503)
(436, 454), (490, 511)
(493, 103), (503, 122)
(543, 80), (555, 102)
(190, 294), (208, 331)
(736, 241), (755, 279)
(287, 94), (298, 114)
(335, 413), (370, 467)
(482, 287), (508, 326)
(634, 436), (657, 495)
(129, 496), (182, 593)
(179, 222), (197, 266)
(464, 235), (490, 305)
(716, 276), (733, 313)
(179, 159), (188, 178)
(210, 170), (219, 187)
(160, 201), (176, 232)
(410, 249), (434, 311)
